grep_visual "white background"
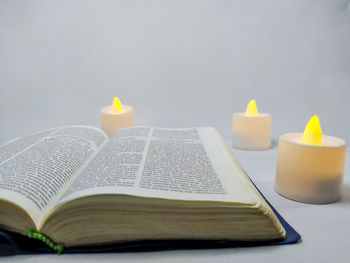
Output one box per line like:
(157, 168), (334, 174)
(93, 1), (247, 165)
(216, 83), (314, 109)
(1, 0), (350, 144)
(1, 0), (350, 262)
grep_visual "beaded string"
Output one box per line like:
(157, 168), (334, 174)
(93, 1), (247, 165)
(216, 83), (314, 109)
(28, 229), (64, 255)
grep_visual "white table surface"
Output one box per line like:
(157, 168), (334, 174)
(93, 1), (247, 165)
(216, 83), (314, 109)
(2, 139), (350, 263)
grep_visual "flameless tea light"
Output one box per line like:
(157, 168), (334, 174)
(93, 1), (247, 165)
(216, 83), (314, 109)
(232, 100), (271, 150)
(100, 97), (134, 137)
(275, 115), (347, 204)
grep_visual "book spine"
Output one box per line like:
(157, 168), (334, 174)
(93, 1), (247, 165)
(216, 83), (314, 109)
(28, 230), (64, 255)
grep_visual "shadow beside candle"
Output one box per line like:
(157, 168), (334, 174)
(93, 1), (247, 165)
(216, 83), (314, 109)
(339, 184), (350, 204)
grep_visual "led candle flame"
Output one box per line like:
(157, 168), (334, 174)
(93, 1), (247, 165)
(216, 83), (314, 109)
(245, 100), (258, 116)
(301, 115), (323, 146)
(111, 97), (124, 114)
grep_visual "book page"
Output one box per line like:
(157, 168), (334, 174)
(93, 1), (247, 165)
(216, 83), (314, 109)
(58, 127), (257, 206)
(0, 126), (108, 228)
(0, 128), (59, 165)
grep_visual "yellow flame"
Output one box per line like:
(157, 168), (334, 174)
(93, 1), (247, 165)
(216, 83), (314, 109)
(301, 115), (323, 145)
(111, 97), (124, 114)
(245, 100), (259, 116)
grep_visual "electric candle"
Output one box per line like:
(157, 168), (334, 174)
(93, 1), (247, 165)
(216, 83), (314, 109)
(100, 97), (134, 137)
(232, 100), (271, 150)
(275, 115), (347, 204)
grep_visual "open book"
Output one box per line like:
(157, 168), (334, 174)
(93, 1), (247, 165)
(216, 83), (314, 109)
(0, 126), (286, 253)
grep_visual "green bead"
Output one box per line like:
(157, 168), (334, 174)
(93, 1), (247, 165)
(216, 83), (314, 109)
(27, 230), (64, 255)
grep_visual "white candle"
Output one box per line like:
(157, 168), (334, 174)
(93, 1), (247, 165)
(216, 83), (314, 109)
(275, 115), (347, 204)
(100, 97), (134, 137)
(232, 100), (271, 150)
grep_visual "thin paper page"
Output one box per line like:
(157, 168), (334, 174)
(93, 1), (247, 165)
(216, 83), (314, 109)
(58, 127), (257, 206)
(0, 128), (59, 165)
(0, 126), (108, 228)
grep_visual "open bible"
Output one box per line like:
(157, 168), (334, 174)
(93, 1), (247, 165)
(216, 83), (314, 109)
(0, 126), (288, 254)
